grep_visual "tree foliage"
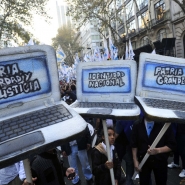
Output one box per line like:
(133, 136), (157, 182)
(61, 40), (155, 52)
(0, 0), (50, 46)
(52, 23), (82, 65)
(65, 0), (125, 50)
(64, 0), (185, 56)
(173, 0), (185, 13)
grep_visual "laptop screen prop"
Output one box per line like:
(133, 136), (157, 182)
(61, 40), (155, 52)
(143, 61), (185, 93)
(0, 45), (87, 168)
(82, 67), (131, 93)
(77, 60), (137, 103)
(137, 53), (185, 101)
(0, 55), (50, 105)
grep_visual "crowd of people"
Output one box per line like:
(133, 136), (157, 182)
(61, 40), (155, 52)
(59, 80), (185, 185)
(0, 80), (185, 185)
(60, 80), (77, 105)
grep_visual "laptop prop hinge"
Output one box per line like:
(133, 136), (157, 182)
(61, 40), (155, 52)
(44, 98), (56, 107)
(124, 98), (131, 103)
(140, 91), (146, 97)
(82, 98), (88, 102)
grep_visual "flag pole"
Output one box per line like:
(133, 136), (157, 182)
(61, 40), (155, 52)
(102, 120), (115, 185)
(132, 122), (171, 180)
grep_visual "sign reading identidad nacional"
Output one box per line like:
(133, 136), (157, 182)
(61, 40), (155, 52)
(143, 61), (185, 93)
(82, 67), (131, 93)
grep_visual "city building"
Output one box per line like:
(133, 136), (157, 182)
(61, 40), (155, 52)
(56, 0), (72, 27)
(108, 0), (185, 61)
(80, 22), (103, 56)
(0, 33), (18, 48)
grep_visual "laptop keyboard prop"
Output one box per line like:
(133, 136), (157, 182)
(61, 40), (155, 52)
(0, 104), (72, 143)
(143, 98), (185, 111)
(71, 102), (137, 109)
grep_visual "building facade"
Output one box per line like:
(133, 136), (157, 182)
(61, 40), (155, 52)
(79, 22), (103, 56)
(56, 0), (72, 27)
(109, 0), (185, 60)
(171, 0), (185, 58)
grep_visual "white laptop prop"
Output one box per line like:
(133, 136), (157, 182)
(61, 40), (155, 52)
(135, 52), (185, 122)
(71, 60), (140, 119)
(0, 45), (87, 168)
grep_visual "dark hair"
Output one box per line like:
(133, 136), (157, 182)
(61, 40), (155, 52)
(71, 84), (76, 91)
(98, 127), (115, 143)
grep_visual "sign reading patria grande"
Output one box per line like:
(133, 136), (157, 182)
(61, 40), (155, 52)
(143, 61), (185, 93)
(82, 67), (131, 93)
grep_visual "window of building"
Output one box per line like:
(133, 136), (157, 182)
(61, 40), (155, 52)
(183, 34), (185, 58)
(91, 35), (101, 40)
(155, 0), (165, 21)
(132, 41), (136, 49)
(137, 0), (148, 10)
(140, 36), (149, 46)
(138, 10), (149, 29)
(96, 43), (100, 47)
(157, 28), (167, 41)
(127, 19), (136, 33)
(126, 0), (134, 20)
(116, 0), (121, 8)
(118, 26), (125, 35)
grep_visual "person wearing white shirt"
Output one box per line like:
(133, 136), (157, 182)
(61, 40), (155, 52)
(0, 161), (36, 185)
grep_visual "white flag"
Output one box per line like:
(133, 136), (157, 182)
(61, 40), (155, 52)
(125, 42), (129, 59)
(27, 38), (34, 45)
(74, 53), (80, 64)
(84, 54), (89, 62)
(113, 47), (118, 60)
(93, 47), (101, 62)
(151, 49), (156, 54)
(103, 39), (109, 60)
(103, 47), (109, 60)
(109, 38), (114, 59)
(128, 39), (135, 60)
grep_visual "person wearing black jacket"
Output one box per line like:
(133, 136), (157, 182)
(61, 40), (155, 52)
(61, 126), (93, 185)
(91, 127), (121, 185)
(30, 148), (75, 185)
(131, 118), (176, 185)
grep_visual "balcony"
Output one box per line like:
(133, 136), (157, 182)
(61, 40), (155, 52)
(151, 10), (170, 27)
(127, 13), (134, 20)
(139, 2), (147, 10)
(128, 29), (137, 37)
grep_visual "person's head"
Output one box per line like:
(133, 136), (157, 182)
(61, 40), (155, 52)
(71, 84), (76, 91)
(101, 127), (115, 145)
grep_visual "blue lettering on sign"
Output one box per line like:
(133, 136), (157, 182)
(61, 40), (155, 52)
(82, 67), (131, 93)
(143, 61), (185, 93)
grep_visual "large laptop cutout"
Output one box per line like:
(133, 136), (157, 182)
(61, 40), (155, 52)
(135, 52), (185, 122)
(0, 45), (87, 168)
(71, 60), (140, 119)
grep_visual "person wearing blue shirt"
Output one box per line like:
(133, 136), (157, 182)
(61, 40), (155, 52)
(0, 161), (36, 185)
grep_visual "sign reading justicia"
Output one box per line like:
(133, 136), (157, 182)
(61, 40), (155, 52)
(0, 63), (41, 99)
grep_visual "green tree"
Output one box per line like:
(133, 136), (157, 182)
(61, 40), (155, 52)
(52, 23), (82, 65)
(0, 0), (50, 46)
(65, 0), (125, 54)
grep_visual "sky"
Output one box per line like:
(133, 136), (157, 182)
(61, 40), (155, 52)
(30, 0), (62, 45)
